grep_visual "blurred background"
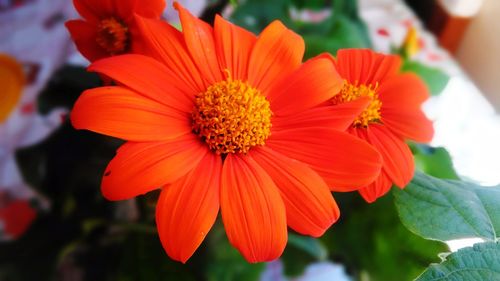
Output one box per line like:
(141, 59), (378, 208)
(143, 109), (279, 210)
(0, 0), (499, 280)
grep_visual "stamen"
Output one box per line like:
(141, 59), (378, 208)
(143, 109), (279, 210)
(96, 17), (129, 55)
(192, 75), (272, 154)
(332, 80), (382, 127)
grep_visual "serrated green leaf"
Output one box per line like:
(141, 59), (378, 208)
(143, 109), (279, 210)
(416, 242), (500, 281)
(394, 172), (500, 242)
(401, 61), (449, 96)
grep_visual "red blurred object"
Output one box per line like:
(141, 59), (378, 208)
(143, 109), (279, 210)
(0, 200), (37, 239)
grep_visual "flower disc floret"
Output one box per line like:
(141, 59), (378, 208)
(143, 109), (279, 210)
(332, 80), (382, 127)
(192, 78), (272, 155)
(96, 18), (129, 55)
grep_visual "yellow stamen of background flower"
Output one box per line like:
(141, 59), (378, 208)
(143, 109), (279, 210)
(96, 18), (129, 55)
(192, 74), (272, 155)
(332, 80), (382, 127)
(0, 54), (25, 122)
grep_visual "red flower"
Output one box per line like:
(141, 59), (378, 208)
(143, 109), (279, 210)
(70, 5), (382, 262)
(328, 49), (434, 202)
(65, 0), (166, 62)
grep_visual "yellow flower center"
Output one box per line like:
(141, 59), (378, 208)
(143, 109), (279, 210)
(96, 18), (129, 55)
(192, 76), (272, 155)
(332, 80), (382, 127)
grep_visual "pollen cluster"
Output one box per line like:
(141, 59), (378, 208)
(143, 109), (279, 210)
(192, 78), (272, 155)
(96, 18), (129, 55)
(332, 80), (382, 127)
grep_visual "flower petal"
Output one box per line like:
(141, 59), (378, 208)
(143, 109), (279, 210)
(101, 135), (207, 201)
(335, 49), (401, 85)
(129, 0), (165, 19)
(267, 128), (382, 191)
(214, 15), (257, 80)
(174, 2), (223, 84)
(272, 97), (371, 132)
(358, 170), (393, 203)
(73, 0), (164, 22)
(383, 111), (434, 143)
(88, 54), (194, 113)
(65, 20), (107, 62)
(72, 0), (107, 23)
(221, 154), (287, 263)
(71, 86), (191, 141)
(252, 147), (339, 237)
(134, 15), (206, 93)
(378, 73), (430, 109)
(156, 152), (221, 263)
(248, 20), (304, 95)
(379, 74), (434, 143)
(268, 57), (343, 116)
(363, 124), (415, 188)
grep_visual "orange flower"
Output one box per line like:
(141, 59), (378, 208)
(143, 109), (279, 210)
(71, 4), (382, 263)
(0, 54), (24, 122)
(328, 49), (434, 203)
(65, 0), (165, 62)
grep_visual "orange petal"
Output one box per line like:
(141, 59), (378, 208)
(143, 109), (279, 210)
(72, 0), (103, 23)
(266, 128), (382, 191)
(363, 124), (415, 188)
(335, 49), (401, 85)
(134, 15), (206, 93)
(156, 152), (221, 263)
(214, 15), (257, 80)
(251, 147), (339, 237)
(129, 0), (165, 19)
(379, 73), (430, 110)
(101, 135), (207, 200)
(88, 54), (194, 113)
(379, 74), (434, 143)
(268, 57), (343, 116)
(71, 86), (191, 141)
(248, 21), (304, 95)
(65, 20), (107, 62)
(174, 2), (223, 84)
(272, 97), (371, 132)
(382, 110), (434, 143)
(73, 0), (163, 22)
(221, 154), (287, 263)
(358, 170), (393, 203)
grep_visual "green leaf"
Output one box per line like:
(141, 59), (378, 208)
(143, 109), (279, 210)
(394, 172), (500, 242)
(321, 192), (446, 281)
(281, 233), (328, 277)
(401, 61), (450, 96)
(412, 145), (459, 180)
(416, 242), (500, 281)
(287, 233), (328, 260)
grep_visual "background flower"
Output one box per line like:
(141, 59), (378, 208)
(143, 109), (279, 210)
(329, 48), (433, 202)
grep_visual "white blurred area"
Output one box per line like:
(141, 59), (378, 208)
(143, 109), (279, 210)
(426, 77), (500, 186)
(439, 0), (484, 17)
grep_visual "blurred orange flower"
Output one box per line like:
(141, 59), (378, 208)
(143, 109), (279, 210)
(65, 0), (165, 62)
(0, 54), (24, 122)
(70, 4), (382, 263)
(329, 49), (434, 202)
